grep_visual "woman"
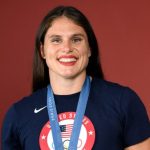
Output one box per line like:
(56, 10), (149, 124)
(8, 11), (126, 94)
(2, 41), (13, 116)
(2, 6), (150, 150)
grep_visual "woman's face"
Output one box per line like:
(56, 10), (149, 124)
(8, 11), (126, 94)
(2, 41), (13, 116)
(41, 16), (91, 80)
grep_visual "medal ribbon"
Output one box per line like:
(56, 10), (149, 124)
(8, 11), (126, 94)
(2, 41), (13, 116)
(47, 76), (91, 150)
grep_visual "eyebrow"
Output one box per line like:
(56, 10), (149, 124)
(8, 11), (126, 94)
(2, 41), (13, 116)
(47, 33), (85, 39)
(72, 33), (85, 37)
(48, 35), (61, 39)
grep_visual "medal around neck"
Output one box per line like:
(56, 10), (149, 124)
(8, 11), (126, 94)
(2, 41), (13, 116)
(39, 112), (95, 149)
(47, 76), (91, 150)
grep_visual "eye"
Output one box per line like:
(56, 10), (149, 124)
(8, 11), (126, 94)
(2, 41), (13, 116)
(72, 37), (82, 43)
(51, 38), (62, 44)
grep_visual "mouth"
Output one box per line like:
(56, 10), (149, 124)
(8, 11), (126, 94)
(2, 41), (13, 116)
(57, 55), (78, 66)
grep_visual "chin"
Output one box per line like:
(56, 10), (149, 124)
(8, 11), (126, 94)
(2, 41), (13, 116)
(61, 74), (77, 79)
(60, 71), (86, 80)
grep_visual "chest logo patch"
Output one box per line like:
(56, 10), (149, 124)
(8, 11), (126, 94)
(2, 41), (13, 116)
(39, 112), (95, 150)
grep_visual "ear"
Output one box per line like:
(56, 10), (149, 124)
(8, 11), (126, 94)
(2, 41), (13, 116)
(88, 47), (91, 57)
(40, 44), (45, 59)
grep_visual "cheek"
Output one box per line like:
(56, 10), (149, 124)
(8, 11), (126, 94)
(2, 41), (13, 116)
(44, 47), (54, 59)
(80, 49), (90, 65)
(81, 47), (91, 57)
(44, 52), (54, 66)
(83, 48), (91, 64)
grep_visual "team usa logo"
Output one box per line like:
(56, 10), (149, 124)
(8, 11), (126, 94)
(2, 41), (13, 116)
(39, 112), (95, 150)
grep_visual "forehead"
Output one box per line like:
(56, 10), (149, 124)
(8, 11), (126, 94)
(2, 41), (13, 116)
(46, 16), (87, 36)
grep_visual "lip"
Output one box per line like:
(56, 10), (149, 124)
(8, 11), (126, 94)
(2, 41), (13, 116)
(57, 55), (78, 66)
(57, 55), (78, 59)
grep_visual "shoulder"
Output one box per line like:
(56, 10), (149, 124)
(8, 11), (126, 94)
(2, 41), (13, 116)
(91, 77), (135, 99)
(2, 87), (47, 128)
(91, 78), (147, 115)
(92, 78), (150, 147)
(92, 77), (126, 91)
(1, 87), (47, 147)
(4, 87), (47, 121)
(14, 87), (47, 110)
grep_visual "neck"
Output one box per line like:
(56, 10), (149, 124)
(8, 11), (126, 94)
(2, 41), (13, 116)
(49, 73), (86, 95)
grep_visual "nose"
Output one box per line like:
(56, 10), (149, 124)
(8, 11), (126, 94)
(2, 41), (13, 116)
(62, 40), (72, 53)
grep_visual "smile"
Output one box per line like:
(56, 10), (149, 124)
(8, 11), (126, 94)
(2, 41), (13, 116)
(59, 58), (77, 62)
(58, 55), (78, 66)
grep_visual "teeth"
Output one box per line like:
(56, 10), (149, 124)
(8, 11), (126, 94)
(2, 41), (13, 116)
(59, 58), (77, 62)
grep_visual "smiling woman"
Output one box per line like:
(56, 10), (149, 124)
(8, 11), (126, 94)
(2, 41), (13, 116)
(1, 6), (150, 150)
(40, 16), (91, 89)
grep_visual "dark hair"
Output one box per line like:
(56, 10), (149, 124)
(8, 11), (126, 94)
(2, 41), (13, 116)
(32, 6), (104, 92)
